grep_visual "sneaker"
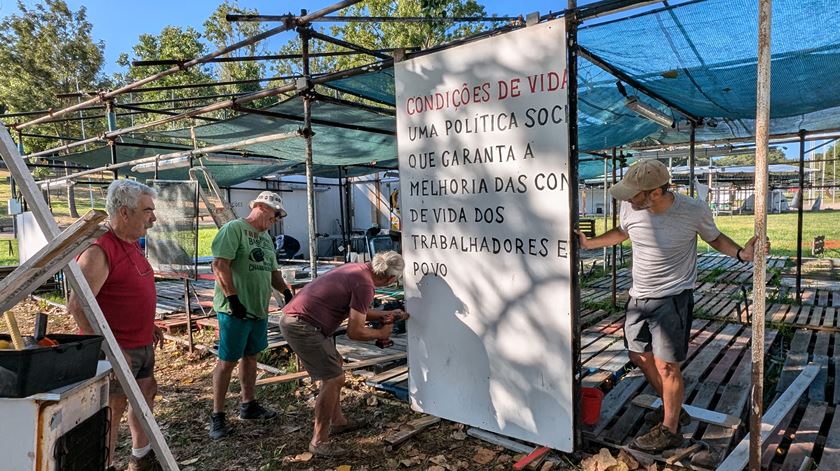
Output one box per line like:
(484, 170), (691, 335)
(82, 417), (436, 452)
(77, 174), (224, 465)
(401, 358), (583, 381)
(633, 424), (685, 453)
(128, 450), (163, 471)
(239, 400), (278, 420)
(308, 441), (348, 458)
(644, 405), (692, 427)
(209, 412), (231, 439)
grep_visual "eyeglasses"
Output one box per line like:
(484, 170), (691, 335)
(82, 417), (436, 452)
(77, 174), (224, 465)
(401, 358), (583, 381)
(274, 211), (283, 218)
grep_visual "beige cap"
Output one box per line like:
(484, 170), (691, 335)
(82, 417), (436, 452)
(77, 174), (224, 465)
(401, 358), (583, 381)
(610, 159), (671, 201)
(249, 191), (287, 218)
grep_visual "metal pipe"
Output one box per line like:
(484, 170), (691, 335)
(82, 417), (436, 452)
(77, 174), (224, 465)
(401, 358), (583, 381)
(796, 130), (805, 303)
(306, 30), (391, 60)
(25, 57), (393, 159)
(37, 131), (300, 187)
(13, 0), (364, 130)
(611, 148), (617, 308)
(603, 157), (608, 270)
(301, 23), (319, 277)
(228, 14), (518, 23)
(750, 1), (772, 468)
(567, 0), (582, 448)
(106, 102), (118, 178)
(132, 49), (414, 67)
(689, 123), (696, 197)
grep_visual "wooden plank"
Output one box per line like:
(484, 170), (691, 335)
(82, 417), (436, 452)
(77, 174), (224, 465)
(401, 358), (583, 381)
(0, 127), (180, 470)
(761, 406), (796, 469)
(715, 365), (820, 471)
(631, 394), (740, 428)
(835, 333), (840, 404)
(818, 410), (840, 470)
(255, 352), (406, 386)
(824, 306), (837, 328)
(466, 427), (535, 455)
(384, 416), (441, 450)
(778, 330), (813, 393)
(809, 332), (830, 401)
(780, 401), (828, 471)
(0, 210), (105, 312)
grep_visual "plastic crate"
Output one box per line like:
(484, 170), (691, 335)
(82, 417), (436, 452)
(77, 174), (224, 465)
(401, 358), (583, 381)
(0, 334), (104, 398)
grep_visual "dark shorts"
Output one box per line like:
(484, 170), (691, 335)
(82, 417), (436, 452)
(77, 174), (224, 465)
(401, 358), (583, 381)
(109, 343), (156, 395)
(217, 312), (269, 362)
(279, 314), (343, 381)
(624, 289), (694, 363)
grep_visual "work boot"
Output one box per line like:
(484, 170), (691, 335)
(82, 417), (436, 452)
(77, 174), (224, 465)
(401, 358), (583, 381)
(209, 412), (231, 439)
(633, 424), (684, 453)
(239, 400), (277, 420)
(309, 441), (348, 458)
(644, 405), (692, 426)
(127, 450), (162, 471)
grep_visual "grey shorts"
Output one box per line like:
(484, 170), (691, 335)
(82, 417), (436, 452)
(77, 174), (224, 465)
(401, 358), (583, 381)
(279, 314), (343, 381)
(624, 289), (694, 363)
(109, 344), (156, 395)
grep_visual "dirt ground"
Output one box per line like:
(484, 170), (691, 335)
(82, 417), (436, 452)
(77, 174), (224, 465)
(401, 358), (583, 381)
(8, 299), (578, 471)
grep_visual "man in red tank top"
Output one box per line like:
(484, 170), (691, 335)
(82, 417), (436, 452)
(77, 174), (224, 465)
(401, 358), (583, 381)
(69, 179), (163, 471)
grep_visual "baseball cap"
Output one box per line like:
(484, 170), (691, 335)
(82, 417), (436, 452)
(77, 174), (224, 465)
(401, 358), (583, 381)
(610, 159), (671, 201)
(249, 191), (287, 218)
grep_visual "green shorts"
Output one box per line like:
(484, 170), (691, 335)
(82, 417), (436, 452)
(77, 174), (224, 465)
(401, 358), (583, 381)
(217, 312), (268, 362)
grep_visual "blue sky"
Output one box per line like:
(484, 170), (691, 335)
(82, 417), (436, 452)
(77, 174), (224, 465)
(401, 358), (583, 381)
(0, 0), (572, 75)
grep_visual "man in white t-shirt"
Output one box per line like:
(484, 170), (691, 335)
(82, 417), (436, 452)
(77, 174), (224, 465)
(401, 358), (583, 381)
(577, 159), (768, 453)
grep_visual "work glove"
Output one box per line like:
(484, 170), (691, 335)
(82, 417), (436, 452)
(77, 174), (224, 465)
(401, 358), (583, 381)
(226, 294), (248, 319)
(283, 289), (293, 304)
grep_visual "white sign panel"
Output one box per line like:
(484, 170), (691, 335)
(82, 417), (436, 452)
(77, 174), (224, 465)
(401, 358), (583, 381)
(395, 20), (574, 451)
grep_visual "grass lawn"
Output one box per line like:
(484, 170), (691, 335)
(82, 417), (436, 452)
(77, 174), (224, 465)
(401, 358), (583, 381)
(702, 211), (840, 258)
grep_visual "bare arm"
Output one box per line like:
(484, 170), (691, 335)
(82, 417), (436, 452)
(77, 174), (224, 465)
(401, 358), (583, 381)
(212, 258), (236, 296)
(67, 245), (109, 335)
(270, 270), (289, 292)
(576, 227), (629, 250)
(346, 308), (392, 341)
(366, 308), (409, 324)
(709, 234), (768, 262)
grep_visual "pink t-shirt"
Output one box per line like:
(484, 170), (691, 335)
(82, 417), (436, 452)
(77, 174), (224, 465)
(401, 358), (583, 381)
(283, 263), (375, 335)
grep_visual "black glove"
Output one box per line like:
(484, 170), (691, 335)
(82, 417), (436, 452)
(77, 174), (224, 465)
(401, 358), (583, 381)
(226, 294), (248, 319)
(283, 289), (293, 304)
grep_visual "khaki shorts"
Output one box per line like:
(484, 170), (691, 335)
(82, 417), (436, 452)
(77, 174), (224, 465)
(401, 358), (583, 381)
(108, 344), (156, 395)
(279, 314), (343, 381)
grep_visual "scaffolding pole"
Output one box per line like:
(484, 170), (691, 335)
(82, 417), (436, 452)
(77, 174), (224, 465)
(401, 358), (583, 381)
(13, 0), (364, 131)
(796, 130), (805, 303)
(689, 123), (696, 197)
(301, 22), (319, 278)
(749, 1), (772, 468)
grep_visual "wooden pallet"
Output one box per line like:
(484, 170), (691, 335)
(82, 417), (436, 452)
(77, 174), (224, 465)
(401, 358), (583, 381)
(583, 323), (780, 470)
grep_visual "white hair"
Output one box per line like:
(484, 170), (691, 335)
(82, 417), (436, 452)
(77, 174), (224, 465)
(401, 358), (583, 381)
(105, 179), (156, 218)
(371, 251), (404, 279)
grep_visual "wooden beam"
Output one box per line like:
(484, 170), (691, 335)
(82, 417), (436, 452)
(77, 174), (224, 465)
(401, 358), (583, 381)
(0, 125), (180, 470)
(255, 352), (406, 386)
(383, 416), (441, 450)
(715, 364), (820, 471)
(0, 210), (105, 312)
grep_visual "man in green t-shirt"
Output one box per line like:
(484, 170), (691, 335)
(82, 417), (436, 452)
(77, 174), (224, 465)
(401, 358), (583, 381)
(209, 191), (293, 439)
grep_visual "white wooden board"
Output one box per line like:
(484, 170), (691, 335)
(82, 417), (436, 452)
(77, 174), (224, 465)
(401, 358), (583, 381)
(395, 19), (574, 451)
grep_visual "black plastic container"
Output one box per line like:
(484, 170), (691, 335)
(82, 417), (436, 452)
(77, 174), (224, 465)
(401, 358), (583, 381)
(0, 334), (104, 398)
